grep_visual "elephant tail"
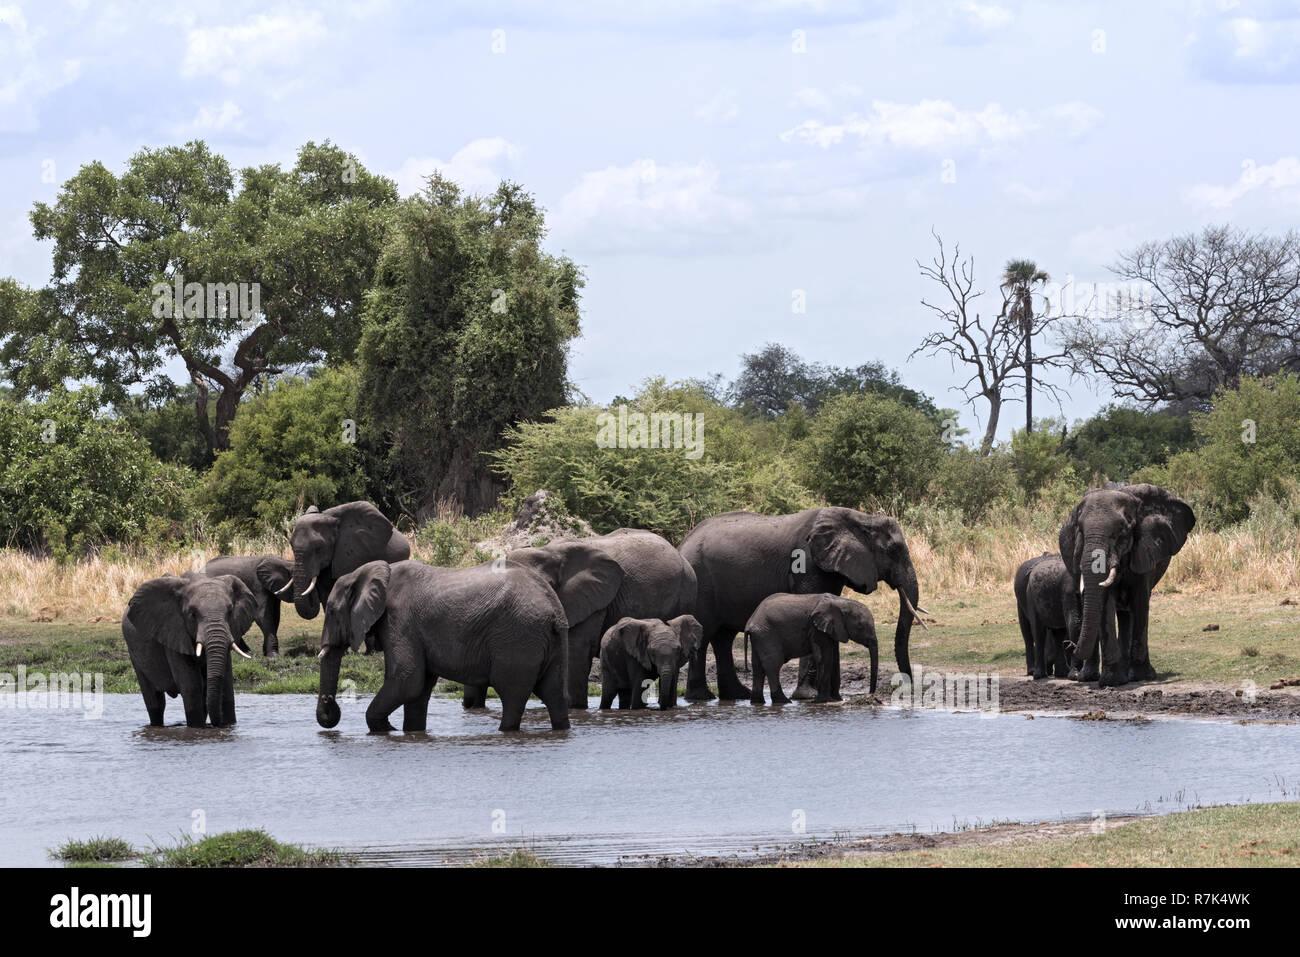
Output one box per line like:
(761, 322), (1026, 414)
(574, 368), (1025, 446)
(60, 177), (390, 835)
(743, 632), (750, 673)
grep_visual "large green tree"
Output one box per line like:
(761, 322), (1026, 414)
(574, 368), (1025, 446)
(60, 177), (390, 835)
(0, 140), (397, 454)
(358, 176), (582, 519)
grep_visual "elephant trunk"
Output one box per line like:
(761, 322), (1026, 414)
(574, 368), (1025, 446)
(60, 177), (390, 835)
(893, 564), (919, 678)
(658, 665), (678, 710)
(293, 559), (321, 621)
(317, 645), (344, 728)
(200, 621), (231, 727)
(864, 636), (879, 695)
(1073, 537), (1112, 666)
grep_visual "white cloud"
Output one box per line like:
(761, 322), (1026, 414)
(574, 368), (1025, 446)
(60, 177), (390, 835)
(0, 4), (82, 131)
(553, 158), (753, 252)
(182, 11), (328, 86)
(392, 138), (520, 196)
(1186, 155), (1300, 208)
(695, 89), (739, 125)
(173, 99), (245, 135)
(1004, 181), (1060, 206)
(1067, 223), (1143, 267)
(1187, 7), (1300, 82)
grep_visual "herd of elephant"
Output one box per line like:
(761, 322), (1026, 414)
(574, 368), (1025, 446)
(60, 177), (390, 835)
(121, 482), (1195, 732)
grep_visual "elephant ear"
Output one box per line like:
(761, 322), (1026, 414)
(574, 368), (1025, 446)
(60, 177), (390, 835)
(808, 510), (878, 591)
(126, 576), (193, 656)
(811, 595), (850, 643)
(255, 556), (292, 600)
(1058, 499), (1086, 577)
(328, 501), (397, 577)
(668, 614), (703, 661)
(548, 542), (625, 627)
(608, 618), (653, 671)
(348, 561), (391, 652)
(216, 575), (258, 639)
(1127, 484), (1196, 574)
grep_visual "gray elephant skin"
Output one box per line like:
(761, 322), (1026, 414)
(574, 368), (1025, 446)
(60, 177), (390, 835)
(462, 529), (697, 710)
(598, 614), (702, 710)
(679, 507), (924, 701)
(288, 501), (410, 628)
(1014, 553), (1080, 679)
(746, 593), (878, 703)
(123, 572), (257, 727)
(203, 555), (292, 657)
(1059, 483), (1195, 687)
(316, 560), (571, 733)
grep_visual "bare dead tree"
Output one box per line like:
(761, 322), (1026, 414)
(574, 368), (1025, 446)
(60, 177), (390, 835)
(1065, 225), (1300, 408)
(910, 231), (1071, 453)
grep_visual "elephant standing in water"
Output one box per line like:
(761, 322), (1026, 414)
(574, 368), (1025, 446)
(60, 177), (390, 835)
(287, 501), (410, 644)
(745, 593), (878, 703)
(1014, 553), (1080, 679)
(316, 560), (570, 733)
(679, 508), (925, 701)
(462, 529), (697, 709)
(1060, 483), (1195, 687)
(123, 572), (256, 727)
(598, 615), (702, 710)
(202, 555), (293, 657)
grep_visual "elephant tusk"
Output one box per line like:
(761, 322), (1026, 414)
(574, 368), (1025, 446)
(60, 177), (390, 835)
(232, 643), (252, 659)
(1100, 567), (1117, 588)
(901, 591), (930, 631)
(1079, 575), (1085, 594)
(318, 647), (328, 658)
(302, 575), (318, 598)
(194, 642), (203, 657)
(274, 581), (293, 597)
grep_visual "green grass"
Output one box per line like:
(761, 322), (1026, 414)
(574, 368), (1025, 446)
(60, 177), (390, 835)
(472, 849), (554, 867)
(141, 829), (352, 868)
(49, 835), (138, 863)
(799, 802), (1300, 867)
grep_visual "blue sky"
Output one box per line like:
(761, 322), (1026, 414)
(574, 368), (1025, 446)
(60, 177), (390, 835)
(3, 0), (1299, 440)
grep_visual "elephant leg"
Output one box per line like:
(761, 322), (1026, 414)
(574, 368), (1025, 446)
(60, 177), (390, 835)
(617, 687), (632, 709)
(814, 640), (841, 702)
(792, 655), (818, 700)
(262, 600), (281, 658)
(497, 688), (528, 732)
(1032, 625), (1049, 680)
(365, 679), (408, 733)
(684, 635), (715, 701)
(749, 645), (766, 704)
(1127, 589), (1156, 682)
(628, 665), (649, 710)
(133, 665), (166, 726)
(174, 661), (207, 728)
(1097, 596), (1126, 688)
(766, 653), (791, 705)
(462, 683), (489, 709)
(566, 616), (603, 709)
(599, 683), (617, 709)
(713, 633), (751, 700)
(1017, 608), (1035, 675)
(402, 675), (436, 732)
(534, 656), (571, 731)
(222, 669), (237, 726)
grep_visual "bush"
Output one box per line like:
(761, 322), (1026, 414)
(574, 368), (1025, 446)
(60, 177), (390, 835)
(200, 366), (371, 530)
(928, 448), (1019, 523)
(1010, 421), (1074, 498)
(0, 388), (196, 550)
(1063, 404), (1195, 483)
(490, 379), (816, 541)
(797, 392), (944, 511)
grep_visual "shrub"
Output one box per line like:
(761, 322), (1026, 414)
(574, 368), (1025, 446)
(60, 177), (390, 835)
(797, 392), (944, 511)
(927, 448), (1019, 523)
(1063, 404), (1196, 483)
(200, 366), (371, 530)
(0, 388), (196, 550)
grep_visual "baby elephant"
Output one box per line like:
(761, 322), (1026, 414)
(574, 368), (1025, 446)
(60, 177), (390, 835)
(203, 555), (293, 657)
(123, 572), (257, 727)
(746, 593), (878, 703)
(599, 615), (702, 710)
(1014, 553), (1081, 679)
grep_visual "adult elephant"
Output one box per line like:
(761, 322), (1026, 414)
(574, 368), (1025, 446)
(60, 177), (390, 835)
(123, 572), (256, 727)
(1060, 483), (1195, 688)
(316, 560), (570, 733)
(202, 555), (293, 657)
(288, 501), (410, 630)
(461, 529), (697, 709)
(679, 508), (925, 701)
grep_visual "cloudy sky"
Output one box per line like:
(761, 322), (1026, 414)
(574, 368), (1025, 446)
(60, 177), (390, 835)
(2, 0), (1298, 438)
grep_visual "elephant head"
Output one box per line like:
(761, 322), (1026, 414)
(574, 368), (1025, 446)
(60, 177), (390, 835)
(125, 572), (256, 727)
(806, 508), (923, 680)
(289, 501), (407, 621)
(1059, 483), (1195, 671)
(256, 555), (293, 603)
(606, 615), (700, 709)
(810, 594), (878, 693)
(316, 561), (391, 729)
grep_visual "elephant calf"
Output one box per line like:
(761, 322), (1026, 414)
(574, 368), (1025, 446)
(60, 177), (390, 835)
(123, 572), (257, 727)
(745, 593), (878, 704)
(202, 555), (293, 657)
(598, 615), (702, 710)
(1014, 553), (1081, 679)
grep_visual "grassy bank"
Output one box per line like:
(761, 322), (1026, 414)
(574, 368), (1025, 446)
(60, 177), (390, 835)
(791, 802), (1300, 867)
(51, 829), (351, 867)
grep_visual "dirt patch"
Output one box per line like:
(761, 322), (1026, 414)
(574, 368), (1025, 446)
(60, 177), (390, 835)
(473, 490), (593, 556)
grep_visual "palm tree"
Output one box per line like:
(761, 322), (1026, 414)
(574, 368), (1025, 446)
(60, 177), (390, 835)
(1001, 259), (1050, 433)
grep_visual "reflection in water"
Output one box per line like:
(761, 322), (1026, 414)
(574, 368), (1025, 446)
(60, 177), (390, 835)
(1, 694), (1296, 866)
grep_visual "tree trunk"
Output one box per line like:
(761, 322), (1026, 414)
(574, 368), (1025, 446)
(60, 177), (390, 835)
(980, 397), (1001, 455)
(1024, 314), (1034, 433)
